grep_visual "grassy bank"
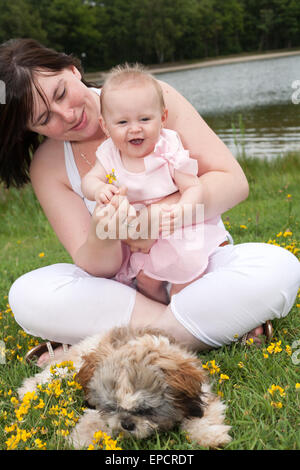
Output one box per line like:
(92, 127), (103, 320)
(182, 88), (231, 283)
(0, 153), (299, 450)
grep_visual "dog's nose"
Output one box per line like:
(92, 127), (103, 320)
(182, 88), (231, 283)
(121, 420), (135, 432)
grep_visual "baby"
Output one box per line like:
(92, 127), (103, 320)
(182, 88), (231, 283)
(81, 64), (227, 304)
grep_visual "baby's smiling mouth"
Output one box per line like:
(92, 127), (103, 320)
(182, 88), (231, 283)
(129, 139), (144, 145)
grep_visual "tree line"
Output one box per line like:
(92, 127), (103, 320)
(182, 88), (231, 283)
(0, 0), (299, 71)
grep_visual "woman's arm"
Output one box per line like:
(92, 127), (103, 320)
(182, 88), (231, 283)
(158, 80), (249, 219)
(30, 139), (124, 277)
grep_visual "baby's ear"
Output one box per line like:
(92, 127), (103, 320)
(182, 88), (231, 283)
(161, 108), (168, 127)
(99, 115), (109, 137)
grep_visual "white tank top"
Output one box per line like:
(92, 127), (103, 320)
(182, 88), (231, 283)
(64, 87), (100, 215)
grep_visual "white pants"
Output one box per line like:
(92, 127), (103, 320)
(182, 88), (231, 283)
(9, 243), (300, 348)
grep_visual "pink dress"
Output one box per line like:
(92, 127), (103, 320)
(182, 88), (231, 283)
(96, 129), (228, 285)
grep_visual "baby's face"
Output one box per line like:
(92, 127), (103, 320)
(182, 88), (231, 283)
(100, 82), (167, 160)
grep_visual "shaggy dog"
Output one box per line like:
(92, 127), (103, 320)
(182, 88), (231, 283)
(18, 327), (231, 449)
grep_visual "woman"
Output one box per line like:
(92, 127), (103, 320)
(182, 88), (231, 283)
(1, 39), (299, 364)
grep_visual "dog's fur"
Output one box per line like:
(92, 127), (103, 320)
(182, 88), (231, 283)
(18, 327), (231, 449)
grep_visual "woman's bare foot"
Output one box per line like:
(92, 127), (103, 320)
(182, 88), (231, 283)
(243, 325), (269, 345)
(37, 346), (65, 367)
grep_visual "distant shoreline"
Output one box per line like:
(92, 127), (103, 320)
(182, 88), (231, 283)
(85, 49), (300, 83)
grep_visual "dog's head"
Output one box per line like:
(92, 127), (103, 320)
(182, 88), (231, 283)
(76, 327), (207, 439)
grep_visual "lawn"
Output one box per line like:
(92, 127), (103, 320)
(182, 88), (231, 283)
(0, 153), (299, 450)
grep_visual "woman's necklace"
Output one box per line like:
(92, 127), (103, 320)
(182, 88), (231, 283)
(79, 150), (93, 168)
(73, 141), (94, 169)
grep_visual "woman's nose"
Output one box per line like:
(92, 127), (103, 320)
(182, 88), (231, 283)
(52, 102), (75, 123)
(62, 107), (75, 123)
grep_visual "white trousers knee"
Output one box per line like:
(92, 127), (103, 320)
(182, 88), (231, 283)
(9, 264), (136, 345)
(171, 243), (300, 347)
(9, 243), (300, 347)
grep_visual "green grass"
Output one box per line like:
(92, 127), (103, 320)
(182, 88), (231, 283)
(0, 153), (299, 450)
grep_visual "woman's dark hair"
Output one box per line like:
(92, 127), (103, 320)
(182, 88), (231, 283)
(0, 38), (96, 188)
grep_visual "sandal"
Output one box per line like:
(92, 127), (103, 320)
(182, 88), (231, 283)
(25, 341), (69, 367)
(240, 320), (273, 346)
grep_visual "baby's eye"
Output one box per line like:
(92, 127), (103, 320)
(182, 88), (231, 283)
(141, 117), (150, 121)
(118, 120), (127, 125)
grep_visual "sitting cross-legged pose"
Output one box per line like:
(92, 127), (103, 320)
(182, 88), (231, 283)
(0, 39), (299, 365)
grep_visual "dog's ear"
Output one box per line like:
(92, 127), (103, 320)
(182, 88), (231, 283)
(76, 351), (99, 394)
(159, 355), (206, 418)
(76, 338), (115, 394)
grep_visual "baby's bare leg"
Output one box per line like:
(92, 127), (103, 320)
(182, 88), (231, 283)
(136, 270), (169, 305)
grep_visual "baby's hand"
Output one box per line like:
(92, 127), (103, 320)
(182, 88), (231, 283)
(95, 184), (119, 204)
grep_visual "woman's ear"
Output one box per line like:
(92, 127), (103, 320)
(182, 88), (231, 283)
(70, 65), (82, 80)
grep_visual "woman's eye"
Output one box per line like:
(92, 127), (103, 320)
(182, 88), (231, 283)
(41, 115), (50, 126)
(58, 88), (66, 100)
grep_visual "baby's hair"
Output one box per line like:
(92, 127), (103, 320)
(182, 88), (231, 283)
(100, 62), (165, 115)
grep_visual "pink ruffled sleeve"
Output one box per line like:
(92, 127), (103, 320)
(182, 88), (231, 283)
(153, 129), (198, 177)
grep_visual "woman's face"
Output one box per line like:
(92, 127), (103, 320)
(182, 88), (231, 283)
(28, 66), (101, 141)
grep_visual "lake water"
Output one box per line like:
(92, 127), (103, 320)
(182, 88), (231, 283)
(156, 55), (300, 159)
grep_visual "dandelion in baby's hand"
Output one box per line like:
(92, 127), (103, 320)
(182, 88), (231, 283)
(106, 168), (117, 185)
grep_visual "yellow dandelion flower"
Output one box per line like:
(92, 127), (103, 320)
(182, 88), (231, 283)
(10, 397), (19, 406)
(296, 383), (300, 390)
(34, 438), (47, 450)
(283, 230), (292, 237)
(285, 345), (292, 356)
(268, 384), (285, 397)
(219, 374), (229, 384)
(34, 399), (45, 409)
(270, 401), (283, 409)
(38, 252), (45, 258)
(240, 225), (247, 229)
(267, 340), (282, 355)
(106, 169), (117, 184)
